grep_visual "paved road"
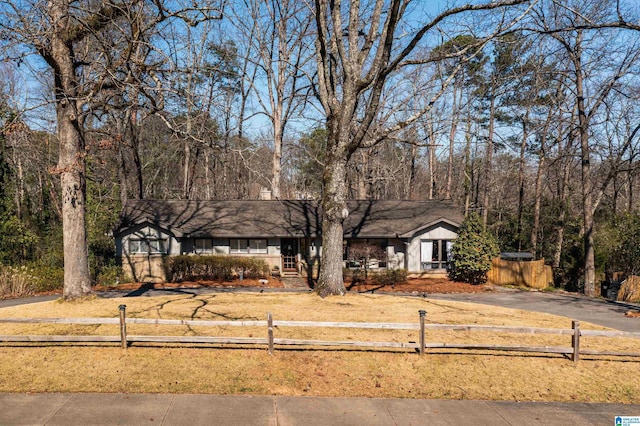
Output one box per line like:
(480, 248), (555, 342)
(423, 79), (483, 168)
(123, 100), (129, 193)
(2, 287), (639, 332)
(0, 393), (638, 426)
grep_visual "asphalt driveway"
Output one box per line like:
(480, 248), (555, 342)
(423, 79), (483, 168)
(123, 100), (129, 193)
(427, 289), (640, 332)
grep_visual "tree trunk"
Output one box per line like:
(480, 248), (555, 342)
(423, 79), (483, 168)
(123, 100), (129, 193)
(531, 108), (551, 257)
(463, 107), (473, 215)
(531, 152), (544, 257)
(49, 0), (91, 299)
(271, 122), (283, 199)
(316, 132), (349, 297)
(407, 144), (417, 199)
(129, 118), (144, 199)
(356, 150), (369, 199)
(446, 83), (460, 199)
(117, 143), (129, 206)
(629, 155), (634, 211)
(553, 139), (572, 270)
(574, 42), (596, 297)
(183, 140), (191, 198)
(482, 93), (496, 226)
(516, 108), (530, 250)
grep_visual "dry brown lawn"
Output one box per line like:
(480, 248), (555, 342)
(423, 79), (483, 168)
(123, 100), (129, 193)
(0, 292), (639, 403)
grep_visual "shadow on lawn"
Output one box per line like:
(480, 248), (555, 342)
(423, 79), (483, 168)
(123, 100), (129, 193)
(124, 289), (260, 325)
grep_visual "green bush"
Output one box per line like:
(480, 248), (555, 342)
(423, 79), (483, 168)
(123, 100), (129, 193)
(166, 255), (269, 282)
(372, 269), (408, 286)
(0, 264), (64, 295)
(29, 265), (64, 292)
(449, 212), (500, 284)
(96, 265), (123, 287)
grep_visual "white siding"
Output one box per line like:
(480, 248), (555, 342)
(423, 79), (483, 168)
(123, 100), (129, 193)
(268, 238), (281, 256)
(407, 223), (458, 272)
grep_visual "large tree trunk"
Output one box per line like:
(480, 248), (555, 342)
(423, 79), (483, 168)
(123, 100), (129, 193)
(316, 130), (349, 297)
(50, 0), (91, 299)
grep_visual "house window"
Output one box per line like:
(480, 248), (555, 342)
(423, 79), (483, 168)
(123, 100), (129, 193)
(128, 239), (148, 254)
(249, 239), (267, 254)
(421, 240), (452, 270)
(128, 237), (167, 254)
(195, 238), (213, 254)
(230, 239), (267, 254)
(230, 239), (248, 253)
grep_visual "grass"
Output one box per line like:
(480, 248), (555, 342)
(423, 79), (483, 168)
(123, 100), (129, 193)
(0, 292), (639, 403)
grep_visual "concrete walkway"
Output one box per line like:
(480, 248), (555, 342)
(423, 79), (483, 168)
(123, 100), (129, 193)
(1, 393), (638, 425)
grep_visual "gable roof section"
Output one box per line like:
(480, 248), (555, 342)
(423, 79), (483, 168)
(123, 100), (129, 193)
(343, 200), (463, 237)
(116, 199), (462, 239)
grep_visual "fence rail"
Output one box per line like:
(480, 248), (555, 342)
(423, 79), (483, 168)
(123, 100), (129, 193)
(1, 305), (639, 363)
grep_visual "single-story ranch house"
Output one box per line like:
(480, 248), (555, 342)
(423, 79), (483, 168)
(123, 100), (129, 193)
(114, 199), (463, 282)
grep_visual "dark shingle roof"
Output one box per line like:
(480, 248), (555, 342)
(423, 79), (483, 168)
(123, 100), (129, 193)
(116, 199), (463, 239)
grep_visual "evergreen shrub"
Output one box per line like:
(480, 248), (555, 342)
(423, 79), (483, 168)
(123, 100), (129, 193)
(449, 212), (500, 284)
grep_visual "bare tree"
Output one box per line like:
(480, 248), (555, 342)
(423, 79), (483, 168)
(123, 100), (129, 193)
(532, 0), (640, 296)
(230, 0), (313, 199)
(0, 0), (223, 299)
(312, 0), (536, 296)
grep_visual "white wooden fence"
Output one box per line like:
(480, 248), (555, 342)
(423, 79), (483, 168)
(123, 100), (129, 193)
(1, 306), (639, 363)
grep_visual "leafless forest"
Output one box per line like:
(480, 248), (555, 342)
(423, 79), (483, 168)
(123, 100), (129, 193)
(1, 0), (640, 297)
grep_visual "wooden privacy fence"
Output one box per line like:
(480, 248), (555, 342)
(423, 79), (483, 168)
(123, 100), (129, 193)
(487, 258), (553, 289)
(1, 306), (640, 363)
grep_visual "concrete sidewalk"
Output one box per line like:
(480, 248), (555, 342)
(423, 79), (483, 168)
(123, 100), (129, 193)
(0, 393), (638, 425)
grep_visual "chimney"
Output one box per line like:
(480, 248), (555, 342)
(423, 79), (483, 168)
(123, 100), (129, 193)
(259, 188), (272, 200)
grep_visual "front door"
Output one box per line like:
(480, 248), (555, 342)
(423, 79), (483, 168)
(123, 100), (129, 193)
(281, 238), (298, 271)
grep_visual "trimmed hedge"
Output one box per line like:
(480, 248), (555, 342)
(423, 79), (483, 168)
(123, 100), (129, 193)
(165, 255), (269, 282)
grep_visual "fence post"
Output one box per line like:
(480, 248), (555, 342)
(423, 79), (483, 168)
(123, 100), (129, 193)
(267, 312), (274, 355)
(119, 305), (128, 350)
(572, 320), (580, 363)
(418, 310), (426, 356)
